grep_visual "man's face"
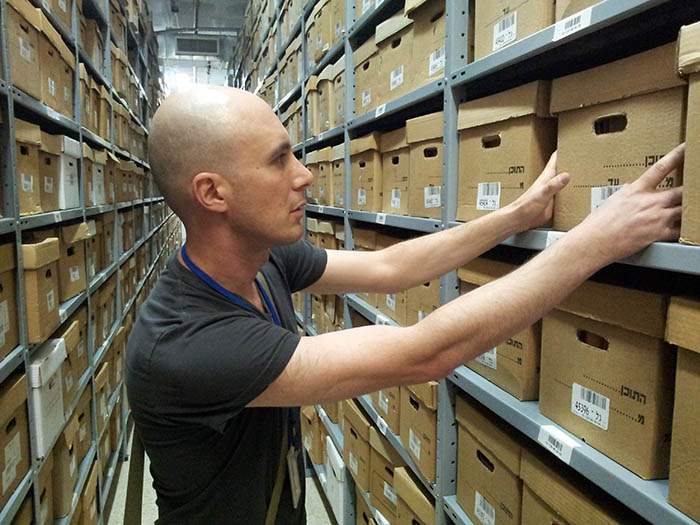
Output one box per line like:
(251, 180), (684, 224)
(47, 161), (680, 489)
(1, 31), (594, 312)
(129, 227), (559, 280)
(225, 107), (313, 247)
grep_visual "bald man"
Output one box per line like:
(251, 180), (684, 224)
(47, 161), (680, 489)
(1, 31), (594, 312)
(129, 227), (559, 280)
(126, 86), (683, 524)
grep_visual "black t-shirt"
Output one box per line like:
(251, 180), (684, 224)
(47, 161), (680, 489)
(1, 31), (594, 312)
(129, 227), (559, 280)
(125, 240), (327, 524)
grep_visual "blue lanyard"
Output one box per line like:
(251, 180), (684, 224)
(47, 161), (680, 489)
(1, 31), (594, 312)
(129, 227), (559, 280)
(180, 245), (282, 327)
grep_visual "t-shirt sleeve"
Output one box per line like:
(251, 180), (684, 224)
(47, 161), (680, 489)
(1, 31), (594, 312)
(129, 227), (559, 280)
(150, 313), (300, 432)
(275, 240), (327, 293)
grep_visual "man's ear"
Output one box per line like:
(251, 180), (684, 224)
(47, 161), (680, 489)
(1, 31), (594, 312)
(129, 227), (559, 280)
(191, 172), (230, 213)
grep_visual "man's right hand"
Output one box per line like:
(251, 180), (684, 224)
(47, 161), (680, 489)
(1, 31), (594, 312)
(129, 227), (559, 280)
(574, 143), (685, 265)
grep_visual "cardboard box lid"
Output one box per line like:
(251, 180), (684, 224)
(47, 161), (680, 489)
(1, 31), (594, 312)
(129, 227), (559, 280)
(7, 0), (41, 30)
(114, 325), (126, 346)
(106, 151), (120, 165)
(95, 361), (109, 391)
(369, 427), (403, 466)
(40, 132), (63, 155)
(350, 132), (380, 155)
(458, 81), (551, 130)
(22, 238), (60, 269)
(666, 296), (700, 353)
(306, 217), (320, 232)
(15, 119), (41, 145)
(100, 85), (111, 99)
(0, 244), (16, 274)
(82, 461), (98, 502)
(404, 0), (431, 15)
(305, 75), (320, 92)
(39, 12), (76, 68)
(82, 143), (94, 161)
(406, 381), (438, 410)
(455, 395), (522, 477)
(331, 143), (345, 161)
(406, 112), (443, 143)
(61, 412), (80, 447)
(316, 220), (335, 235)
(335, 222), (345, 241)
(93, 149), (108, 165)
(379, 128), (408, 153)
(354, 36), (378, 67)
(318, 63), (334, 82)
(289, 34), (302, 53)
(61, 222), (95, 244)
(0, 373), (27, 419)
(375, 12), (413, 46)
(458, 258), (518, 286)
(301, 405), (318, 424)
(342, 399), (371, 441)
(550, 43), (685, 113)
(29, 338), (67, 388)
(316, 146), (332, 163)
(79, 63), (90, 83)
(557, 280), (668, 339)
(305, 150), (319, 164)
(394, 467), (434, 524)
(61, 320), (81, 352)
(678, 22), (700, 75)
(332, 56), (345, 77)
(90, 77), (99, 91)
(353, 227), (377, 250)
(325, 435), (345, 481)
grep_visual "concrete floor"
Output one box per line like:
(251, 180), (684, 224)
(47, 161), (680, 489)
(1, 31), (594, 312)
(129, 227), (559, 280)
(104, 426), (334, 524)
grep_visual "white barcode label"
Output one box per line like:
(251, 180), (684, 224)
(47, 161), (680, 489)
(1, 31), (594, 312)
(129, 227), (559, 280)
(317, 205), (325, 214)
(0, 302), (8, 335)
(429, 46), (446, 76)
(357, 188), (367, 206)
(545, 231), (565, 248)
(391, 189), (401, 209)
(553, 6), (594, 41)
(58, 0), (67, 11)
(303, 435), (311, 451)
(424, 186), (441, 208)
(571, 382), (609, 430)
(21, 174), (33, 193)
(537, 424), (580, 464)
(475, 491), (495, 525)
(64, 86), (70, 102)
(374, 0), (383, 8)
(77, 341), (84, 357)
(349, 451), (359, 474)
(376, 314), (392, 325)
(19, 37), (32, 62)
(46, 289), (55, 312)
(375, 103), (386, 117)
(44, 176), (54, 193)
(2, 434), (20, 493)
(390, 65), (404, 91)
(90, 500), (96, 519)
(362, 0), (371, 14)
(383, 481), (397, 505)
(377, 416), (388, 436)
(362, 90), (371, 108)
(418, 310), (428, 321)
(376, 213), (387, 225)
(493, 11), (517, 51)
(408, 428), (421, 459)
(69, 266), (81, 282)
(386, 294), (396, 311)
(319, 186), (324, 198)
(475, 347), (497, 369)
(65, 371), (74, 393)
(476, 182), (501, 210)
(305, 187), (312, 199)
(42, 0), (51, 10)
(48, 77), (56, 96)
(590, 185), (622, 212)
(378, 390), (389, 414)
(69, 454), (76, 476)
(335, 22), (342, 38)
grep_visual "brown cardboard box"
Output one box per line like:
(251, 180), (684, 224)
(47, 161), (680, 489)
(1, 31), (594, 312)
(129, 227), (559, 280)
(110, 326), (125, 388)
(57, 222), (92, 301)
(38, 132), (62, 213)
(12, 496), (32, 524)
(110, 3), (126, 51)
(79, 460), (98, 525)
(317, 147), (333, 206)
(38, 451), (54, 525)
(400, 382), (437, 483)
(74, 387), (92, 465)
(53, 411), (80, 518)
(38, 12), (74, 118)
(369, 427), (404, 521)
(394, 466), (435, 525)
(95, 362), (110, 437)
(343, 398), (371, 492)
(109, 396), (122, 452)
(521, 485), (567, 525)
(15, 119), (42, 216)
(678, 22), (700, 246)
(350, 133), (383, 212)
(406, 112), (443, 218)
(311, 293), (324, 333)
(87, 220), (102, 280)
(304, 5), (318, 70)
(305, 76), (320, 138)
(317, 64), (335, 133)
(356, 485), (377, 525)
(7, 0), (42, 99)
(331, 143), (345, 207)
(0, 244), (18, 361)
(474, 0), (554, 60)
(53, 0), (73, 32)
(305, 150), (320, 204)
(101, 212), (116, 266)
(79, 66), (92, 133)
(99, 86), (112, 141)
(457, 81), (556, 222)
(352, 228), (378, 308)
(380, 127), (410, 215)
(89, 77), (101, 134)
(376, 234), (409, 325)
(322, 401), (340, 425)
(405, 0), (446, 89)
(301, 406), (324, 464)
(83, 18), (104, 72)
(456, 394), (523, 525)
(458, 258), (541, 400)
(555, 0), (600, 21)
(332, 58), (345, 127)
(57, 319), (83, 413)
(0, 373), (30, 511)
(354, 36), (381, 114)
(540, 281), (675, 479)
(370, 387), (400, 435)
(666, 296), (700, 522)
(406, 279), (439, 325)
(99, 424), (111, 479)
(551, 43), (685, 231)
(22, 238), (60, 343)
(312, 0), (333, 64)
(376, 13), (414, 105)
(330, 0), (345, 46)
(82, 144), (95, 208)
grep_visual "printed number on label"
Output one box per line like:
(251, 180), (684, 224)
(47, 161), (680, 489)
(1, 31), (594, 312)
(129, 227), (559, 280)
(537, 425), (580, 464)
(493, 11), (517, 51)
(377, 416), (388, 436)
(376, 213), (386, 225)
(590, 185), (622, 213)
(357, 188), (367, 206)
(362, 90), (371, 108)
(378, 390), (389, 414)
(408, 428), (421, 459)
(386, 293), (396, 311)
(390, 66), (404, 91)
(46, 289), (56, 312)
(424, 186), (441, 208)
(553, 6), (594, 41)
(390, 189), (401, 209)
(375, 104), (386, 118)
(429, 46), (446, 76)
(476, 182), (501, 211)
(571, 382), (609, 430)
(475, 491), (495, 525)
(383, 481), (397, 505)
(475, 347), (497, 369)
(21, 174), (33, 193)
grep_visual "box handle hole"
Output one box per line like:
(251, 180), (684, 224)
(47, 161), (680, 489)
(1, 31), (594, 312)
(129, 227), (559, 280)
(5, 417), (16, 434)
(391, 37), (401, 49)
(476, 449), (495, 472)
(363, 62), (369, 71)
(431, 10), (445, 23)
(409, 395), (420, 411)
(384, 466), (393, 477)
(577, 329), (609, 350)
(482, 135), (501, 148)
(594, 114), (627, 135)
(392, 156), (399, 165)
(350, 427), (358, 439)
(423, 147), (438, 158)
(359, 161), (366, 168)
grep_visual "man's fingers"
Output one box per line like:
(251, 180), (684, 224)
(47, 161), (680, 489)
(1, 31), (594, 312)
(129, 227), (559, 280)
(661, 224), (681, 242)
(666, 204), (682, 224)
(658, 186), (683, 207)
(638, 143), (685, 189)
(547, 172), (570, 195)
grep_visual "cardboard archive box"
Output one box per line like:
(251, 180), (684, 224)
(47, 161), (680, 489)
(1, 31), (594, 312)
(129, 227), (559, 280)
(29, 338), (67, 457)
(95, 362), (111, 437)
(92, 149), (107, 206)
(52, 404), (79, 517)
(0, 372), (30, 511)
(343, 398), (372, 492)
(38, 12), (75, 119)
(99, 422), (111, 480)
(79, 66), (92, 133)
(109, 394), (122, 452)
(56, 318), (84, 414)
(82, 144), (95, 208)
(375, 234), (409, 325)
(7, 0), (42, 100)
(406, 279), (440, 325)
(394, 466), (435, 525)
(40, 132), (81, 210)
(332, 57), (345, 127)
(369, 427), (405, 522)
(406, 111), (443, 218)
(325, 435), (352, 525)
(331, 143), (345, 207)
(678, 22), (700, 245)
(0, 244), (18, 361)
(101, 212), (116, 266)
(37, 451), (54, 525)
(380, 127), (410, 215)
(458, 258), (541, 401)
(99, 86), (112, 140)
(57, 222), (92, 301)
(370, 387), (400, 436)
(74, 386), (92, 466)
(89, 78), (100, 134)
(356, 485), (377, 525)
(539, 280), (675, 479)
(400, 382), (437, 483)
(317, 63), (335, 133)
(474, 0), (554, 60)
(82, 18), (104, 74)
(312, 0), (333, 64)
(376, 13), (414, 106)
(111, 45), (129, 99)
(22, 237), (60, 343)
(301, 406), (324, 464)
(350, 133), (383, 212)
(457, 81), (557, 222)
(87, 218), (102, 280)
(317, 147), (333, 206)
(354, 36), (381, 114)
(405, 0), (446, 90)
(551, 43), (685, 231)
(305, 75), (320, 139)
(105, 153), (119, 205)
(75, 460), (98, 525)
(555, 0), (601, 21)
(330, 0), (344, 47)
(666, 296), (700, 522)
(110, 326), (126, 388)
(15, 119), (42, 216)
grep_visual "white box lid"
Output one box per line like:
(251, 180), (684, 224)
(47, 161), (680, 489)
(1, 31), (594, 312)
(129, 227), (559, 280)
(29, 339), (67, 387)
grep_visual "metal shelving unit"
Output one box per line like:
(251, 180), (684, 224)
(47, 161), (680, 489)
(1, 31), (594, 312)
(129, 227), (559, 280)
(316, 404), (344, 452)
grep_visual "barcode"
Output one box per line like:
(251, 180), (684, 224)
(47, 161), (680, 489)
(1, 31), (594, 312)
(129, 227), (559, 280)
(499, 12), (515, 32)
(391, 188), (401, 208)
(477, 182), (501, 211)
(475, 491), (495, 525)
(482, 183), (499, 196)
(565, 15), (581, 30)
(547, 435), (563, 452)
(427, 187), (440, 195)
(429, 46), (446, 75)
(580, 385), (607, 410)
(590, 185), (622, 212)
(424, 186), (441, 208)
(390, 65), (404, 90)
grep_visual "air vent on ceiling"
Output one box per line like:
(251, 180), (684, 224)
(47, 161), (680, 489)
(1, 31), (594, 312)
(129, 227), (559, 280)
(176, 36), (220, 56)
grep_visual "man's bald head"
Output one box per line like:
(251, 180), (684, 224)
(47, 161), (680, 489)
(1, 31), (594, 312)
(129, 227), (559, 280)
(148, 86), (275, 220)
